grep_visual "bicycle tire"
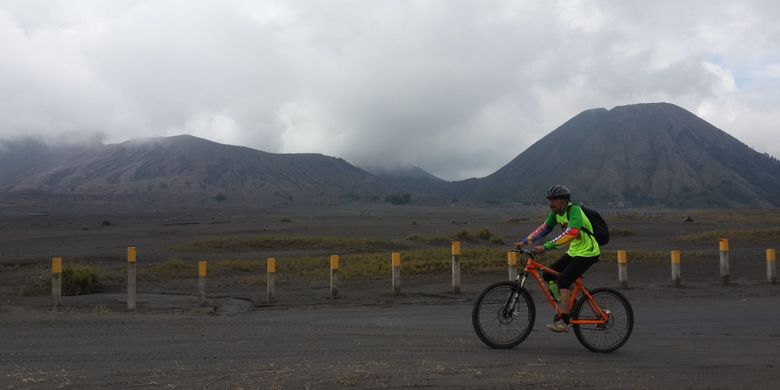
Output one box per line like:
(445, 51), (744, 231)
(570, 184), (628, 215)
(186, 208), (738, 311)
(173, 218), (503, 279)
(472, 281), (535, 349)
(572, 287), (634, 353)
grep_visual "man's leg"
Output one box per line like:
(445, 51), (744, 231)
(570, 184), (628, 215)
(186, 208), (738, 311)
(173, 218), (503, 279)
(547, 256), (599, 333)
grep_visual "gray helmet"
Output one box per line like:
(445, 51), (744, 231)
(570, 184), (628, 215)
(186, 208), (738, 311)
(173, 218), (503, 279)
(545, 185), (571, 200)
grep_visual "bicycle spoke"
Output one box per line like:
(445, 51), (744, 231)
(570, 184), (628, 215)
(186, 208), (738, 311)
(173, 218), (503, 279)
(472, 282), (535, 348)
(572, 288), (633, 353)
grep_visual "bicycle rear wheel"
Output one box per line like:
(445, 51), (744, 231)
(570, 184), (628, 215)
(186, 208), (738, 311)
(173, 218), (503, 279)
(472, 281), (535, 349)
(572, 287), (633, 353)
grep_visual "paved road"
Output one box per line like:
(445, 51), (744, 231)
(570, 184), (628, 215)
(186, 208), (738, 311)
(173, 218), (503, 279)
(1, 294), (779, 389)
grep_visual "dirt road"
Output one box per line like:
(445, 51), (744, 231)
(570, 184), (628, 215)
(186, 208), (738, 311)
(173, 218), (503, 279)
(2, 290), (778, 389)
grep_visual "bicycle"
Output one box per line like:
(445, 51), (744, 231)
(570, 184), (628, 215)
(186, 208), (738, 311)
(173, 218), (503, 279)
(472, 248), (633, 353)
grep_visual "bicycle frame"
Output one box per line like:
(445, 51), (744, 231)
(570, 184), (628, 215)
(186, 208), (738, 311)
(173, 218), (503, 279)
(515, 250), (609, 326)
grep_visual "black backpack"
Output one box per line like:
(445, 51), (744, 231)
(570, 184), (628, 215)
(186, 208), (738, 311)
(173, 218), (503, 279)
(567, 204), (609, 246)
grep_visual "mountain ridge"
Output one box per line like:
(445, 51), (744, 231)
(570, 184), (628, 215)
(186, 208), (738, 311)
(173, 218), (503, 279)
(1, 102), (778, 208)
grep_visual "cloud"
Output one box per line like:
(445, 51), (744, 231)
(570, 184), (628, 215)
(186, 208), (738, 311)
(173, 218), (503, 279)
(1, 0), (779, 180)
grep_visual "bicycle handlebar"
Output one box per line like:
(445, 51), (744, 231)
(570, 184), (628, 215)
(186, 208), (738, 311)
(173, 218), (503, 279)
(511, 248), (536, 257)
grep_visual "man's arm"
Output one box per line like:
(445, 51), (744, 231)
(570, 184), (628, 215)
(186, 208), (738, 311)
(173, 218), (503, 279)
(542, 205), (584, 251)
(521, 212), (556, 245)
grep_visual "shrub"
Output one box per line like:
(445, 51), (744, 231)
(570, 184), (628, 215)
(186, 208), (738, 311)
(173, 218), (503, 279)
(384, 193), (412, 205)
(61, 264), (101, 295)
(476, 228), (492, 241)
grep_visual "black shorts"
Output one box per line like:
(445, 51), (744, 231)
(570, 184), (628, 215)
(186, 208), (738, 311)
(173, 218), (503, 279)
(542, 253), (599, 289)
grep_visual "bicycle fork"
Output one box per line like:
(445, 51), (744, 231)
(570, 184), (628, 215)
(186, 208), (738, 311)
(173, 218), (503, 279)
(502, 273), (528, 319)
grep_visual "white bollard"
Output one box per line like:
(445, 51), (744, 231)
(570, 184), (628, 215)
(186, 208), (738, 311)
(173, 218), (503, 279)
(267, 258), (276, 303)
(719, 239), (730, 286)
(51, 257), (62, 307)
(392, 252), (401, 295)
(330, 255), (340, 299)
(198, 261), (207, 306)
(671, 250), (681, 288)
(127, 247), (137, 310)
(452, 242), (461, 294)
(617, 250), (628, 288)
(507, 251), (518, 281)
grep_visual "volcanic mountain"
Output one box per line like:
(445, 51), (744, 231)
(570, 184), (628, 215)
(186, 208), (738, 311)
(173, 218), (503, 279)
(1, 103), (778, 208)
(0, 135), (397, 204)
(457, 103), (780, 207)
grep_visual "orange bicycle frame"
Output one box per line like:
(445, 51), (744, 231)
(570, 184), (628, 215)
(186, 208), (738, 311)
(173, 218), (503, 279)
(520, 256), (609, 325)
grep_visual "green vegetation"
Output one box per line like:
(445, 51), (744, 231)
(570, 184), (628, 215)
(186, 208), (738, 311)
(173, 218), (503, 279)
(172, 236), (408, 254)
(22, 264), (103, 296)
(144, 259), (195, 279)
(674, 228), (780, 243)
(62, 264), (102, 295)
(274, 247), (512, 280)
(405, 234), (451, 246)
(453, 228), (505, 245)
(384, 193), (412, 205)
(610, 229), (636, 237)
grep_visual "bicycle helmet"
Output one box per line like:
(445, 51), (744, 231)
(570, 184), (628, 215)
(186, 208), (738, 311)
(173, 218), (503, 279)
(545, 185), (571, 200)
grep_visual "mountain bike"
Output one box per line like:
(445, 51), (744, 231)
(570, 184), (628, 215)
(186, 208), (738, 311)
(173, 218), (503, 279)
(472, 249), (633, 353)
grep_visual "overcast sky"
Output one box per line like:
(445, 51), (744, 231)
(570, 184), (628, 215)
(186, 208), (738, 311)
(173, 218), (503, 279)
(1, 0), (779, 180)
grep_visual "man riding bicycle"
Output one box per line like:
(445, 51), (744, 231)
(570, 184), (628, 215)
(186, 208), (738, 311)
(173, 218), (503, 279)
(516, 185), (600, 333)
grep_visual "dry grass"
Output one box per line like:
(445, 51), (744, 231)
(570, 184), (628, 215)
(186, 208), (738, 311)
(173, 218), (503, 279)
(171, 236), (407, 253)
(674, 228), (780, 243)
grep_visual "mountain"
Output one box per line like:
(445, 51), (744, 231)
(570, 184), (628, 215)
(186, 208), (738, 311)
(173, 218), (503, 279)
(2, 103), (778, 208)
(0, 135), (394, 204)
(363, 164), (450, 198)
(457, 103), (780, 207)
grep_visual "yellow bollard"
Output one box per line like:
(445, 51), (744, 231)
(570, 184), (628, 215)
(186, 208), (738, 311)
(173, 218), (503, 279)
(768, 249), (776, 284)
(267, 258), (276, 303)
(617, 250), (628, 288)
(51, 257), (62, 307)
(671, 250), (681, 288)
(330, 255), (340, 298)
(507, 251), (518, 281)
(452, 241), (462, 294)
(719, 238), (729, 285)
(392, 252), (401, 295)
(198, 261), (207, 306)
(127, 247), (137, 310)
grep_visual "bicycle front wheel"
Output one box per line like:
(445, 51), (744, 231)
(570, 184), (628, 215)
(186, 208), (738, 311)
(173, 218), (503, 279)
(572, 287), (634, 353)
(472, 281), (535, 349)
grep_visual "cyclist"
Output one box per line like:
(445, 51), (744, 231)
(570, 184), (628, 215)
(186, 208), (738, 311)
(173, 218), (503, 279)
(515, 185), (600, 333)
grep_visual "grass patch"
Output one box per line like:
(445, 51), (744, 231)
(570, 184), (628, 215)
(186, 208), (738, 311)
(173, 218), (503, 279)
(143, 258), (266, 279)
(143, 259), (195, 279)
(21, 264), (102, 296)
(405, 234), (451, 246)
(674, 228), (780, 243)
(271, 247), (513, 280)
(598, 250), (711, 263)
(172, 236), (406, 253)
(453, 229), (505, 245)
(610, 229), (636, 237)
(62, 264), (102, 295)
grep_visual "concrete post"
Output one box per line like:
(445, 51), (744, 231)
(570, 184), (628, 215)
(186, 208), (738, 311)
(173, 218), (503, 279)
(507, 251), (518, 281)
(198, 261), (207, 306)
(767, 249), (776, 284)
(719, 239), (730, 286)
(127, 247), (137, 310)
(617, 250), (628, 288)
(330, 255), (339, 299)
(671, 250), (681, 288)
(452, 241), (461, 294)
(267, 258), (276, 303)
(392, 252), (401, 295)
(51, 257), (62, 307)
